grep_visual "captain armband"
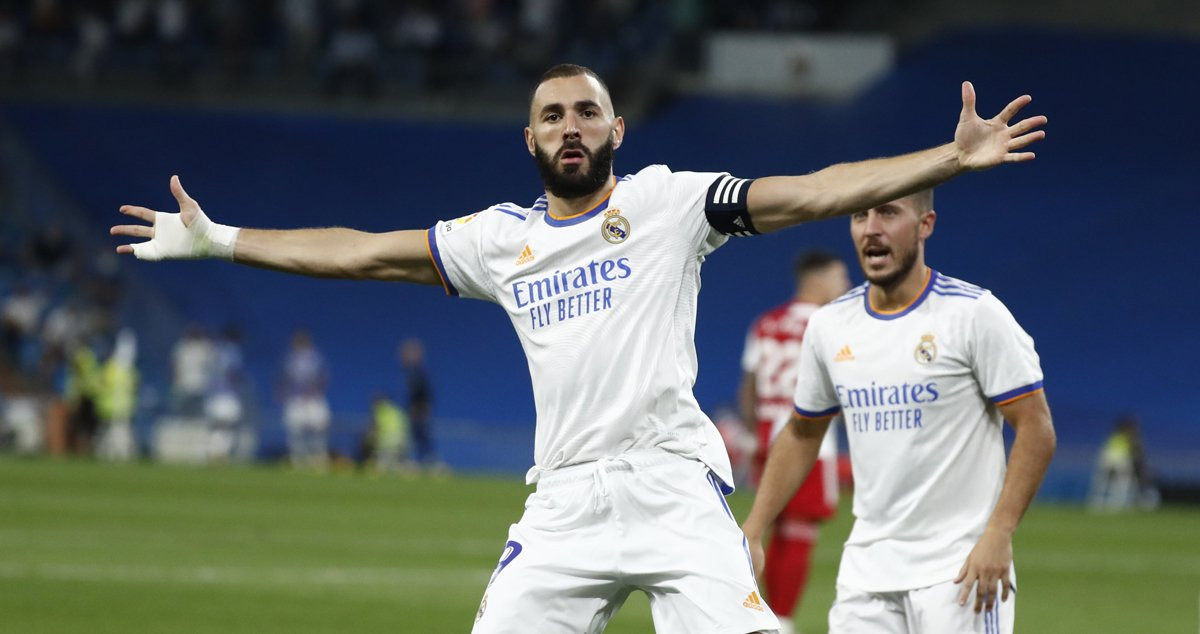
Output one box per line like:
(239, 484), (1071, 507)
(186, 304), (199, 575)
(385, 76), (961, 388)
(704, 175), (759, 237)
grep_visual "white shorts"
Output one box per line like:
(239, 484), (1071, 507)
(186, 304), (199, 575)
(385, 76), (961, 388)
(829, 579), (1014, 634)
(283, 397), (330, 431)
(472, 450), (780, 634)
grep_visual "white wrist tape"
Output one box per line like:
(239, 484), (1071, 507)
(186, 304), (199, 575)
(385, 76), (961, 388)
(132, 208), (240, 261)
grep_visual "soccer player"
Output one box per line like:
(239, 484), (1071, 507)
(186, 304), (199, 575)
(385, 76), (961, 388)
(739, 251), (849, 633)
(278, 329), (331, 469)
(110, 65), (1046, 633)
(742, 190), (1057, 633)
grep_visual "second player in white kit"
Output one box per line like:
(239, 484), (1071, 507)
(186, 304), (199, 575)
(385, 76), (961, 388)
(743, 192), (1057, 633)
(111, 64), (1048, 633)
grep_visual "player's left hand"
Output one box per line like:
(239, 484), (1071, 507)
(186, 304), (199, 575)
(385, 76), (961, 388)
(954, 81), (1047, 171)
(954, 527), (1014, 613)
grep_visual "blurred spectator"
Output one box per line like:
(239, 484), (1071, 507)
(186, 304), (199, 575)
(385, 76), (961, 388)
(113, 0), (154, 57)
(399, 337), (445, 473)
(39, 297), (93, 383)
(279, 0), (321, 78)
(64, 341), (100, 455)
(1088, 414), (1160, 511)
(365, 392), (409, 473)
(170, 325), (213, 418)
(0, 6), (22, 79)
(205, 324), (247, 462)
(322, 5), (381, 98)
(28, 0), (72, 64)
(279, 329), (329, 469)
(27, 220), (75, 276)
(155, 0), (194, 88)
(96, 328), (138, 461)
(1, 282), (46, 367)
(72, 7), (111, 85)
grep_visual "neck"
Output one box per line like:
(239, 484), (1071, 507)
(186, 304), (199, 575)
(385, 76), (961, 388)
(545, 175), (615, 219)
(869, 263), (930, 312)
(795, 290), (821, 305)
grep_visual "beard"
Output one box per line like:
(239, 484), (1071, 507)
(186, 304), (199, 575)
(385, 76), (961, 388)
(533, 133), (615, 199)
(861, 241), (920, 290)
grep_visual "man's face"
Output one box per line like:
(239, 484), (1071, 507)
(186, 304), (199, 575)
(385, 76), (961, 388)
(849, 198), (934, 288)
(525, 74), (624, 199)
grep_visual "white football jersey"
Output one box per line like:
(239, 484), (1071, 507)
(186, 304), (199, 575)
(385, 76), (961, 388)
(791, 269), (1043, 592)
(428, 165), (750, 490)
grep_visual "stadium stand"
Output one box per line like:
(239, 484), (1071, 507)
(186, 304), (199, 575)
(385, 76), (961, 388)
(0, 13), (1196, 496)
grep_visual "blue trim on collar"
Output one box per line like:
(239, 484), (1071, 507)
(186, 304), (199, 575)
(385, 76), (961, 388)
(864, 269), (938, 321)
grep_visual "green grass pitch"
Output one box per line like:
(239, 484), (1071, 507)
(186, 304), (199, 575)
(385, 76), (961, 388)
(1, 459), (1197, 632)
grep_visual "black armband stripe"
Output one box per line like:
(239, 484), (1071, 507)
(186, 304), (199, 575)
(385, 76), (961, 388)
(705, 175), (759, 236)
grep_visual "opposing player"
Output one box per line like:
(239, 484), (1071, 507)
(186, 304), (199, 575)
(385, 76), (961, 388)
(739, 251), (849, 633)
(742, 190), (1057, 633)
(110, 65), (1046, 633)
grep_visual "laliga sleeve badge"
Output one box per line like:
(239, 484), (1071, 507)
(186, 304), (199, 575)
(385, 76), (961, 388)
(914, 333), (937, 365)
(601, 208), (630, 244)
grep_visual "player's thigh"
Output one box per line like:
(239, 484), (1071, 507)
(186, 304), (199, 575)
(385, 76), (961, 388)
(905, 580), (1014, 634)
(634, 462), (780, 633)
(828, 584), (907, 634)
(473, 490), (625, 633)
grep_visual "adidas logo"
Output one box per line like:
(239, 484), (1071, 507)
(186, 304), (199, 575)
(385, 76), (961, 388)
(834, 345), (855, 362)
(515, 244), (535, 265)
(742, 591), (765, 612)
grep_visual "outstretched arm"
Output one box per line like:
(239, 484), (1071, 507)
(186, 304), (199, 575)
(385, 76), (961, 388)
(741, 413), (832, 576)
(747, 82), (1048, 232)
(111, 175), (440, 284)
(954, 390), (1056, 614)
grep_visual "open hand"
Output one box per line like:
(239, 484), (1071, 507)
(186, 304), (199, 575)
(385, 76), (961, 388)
(955, 81), (1048, 171)
(954, 528), (1014, 614)
(111, 176), (235, 260)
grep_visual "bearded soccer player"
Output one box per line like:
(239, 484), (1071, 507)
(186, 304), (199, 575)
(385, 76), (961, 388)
(742, 191), (1056, 633)
(111, 65), (1046, 633)
(739, 251), (849, 634)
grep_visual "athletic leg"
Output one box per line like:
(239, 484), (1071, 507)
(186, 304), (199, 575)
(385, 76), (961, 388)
(828, 584), (907, 634)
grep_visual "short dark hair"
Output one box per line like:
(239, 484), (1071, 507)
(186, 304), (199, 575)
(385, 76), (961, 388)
(794, 250), (842, 279)
(531, 64), (611, 104)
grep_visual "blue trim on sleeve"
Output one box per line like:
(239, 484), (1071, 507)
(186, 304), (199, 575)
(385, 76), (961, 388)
(794, 404), (841, 418)
(493, 207), (527, 221)
(426, 226), (458, 297)
(990, 380), (1044, 404)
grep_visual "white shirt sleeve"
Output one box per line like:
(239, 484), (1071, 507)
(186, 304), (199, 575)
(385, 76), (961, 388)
(970, 293), (1044, 405)
(665, 169), (733, 256)
(791, 312), (841, 418)
(427, 209), (498, 302)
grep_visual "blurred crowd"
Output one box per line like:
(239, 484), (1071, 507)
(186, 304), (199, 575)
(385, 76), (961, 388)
(0, 207), (135, 456)
(0, 0), (855, 100)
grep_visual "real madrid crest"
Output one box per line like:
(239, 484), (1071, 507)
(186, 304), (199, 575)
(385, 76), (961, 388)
(601, 208), (630, 244)
(914, 333), (937, 365)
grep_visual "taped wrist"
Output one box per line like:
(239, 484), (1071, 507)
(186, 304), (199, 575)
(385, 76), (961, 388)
(704, 175), (758, 236)
(192, 211), (240, 260)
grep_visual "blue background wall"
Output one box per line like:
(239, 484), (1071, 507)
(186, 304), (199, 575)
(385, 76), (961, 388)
(4, 29), (1197, 478)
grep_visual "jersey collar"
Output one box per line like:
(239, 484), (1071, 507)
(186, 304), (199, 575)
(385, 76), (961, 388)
(864, 268), (937, 321)
(541, 176), (617, 227)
